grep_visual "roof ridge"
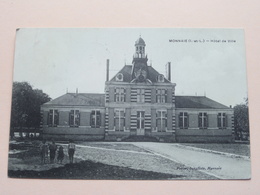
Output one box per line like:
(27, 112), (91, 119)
(67, 92), (105, 95)
(176, 95), (207, 97)
(70, 93), (104, 103)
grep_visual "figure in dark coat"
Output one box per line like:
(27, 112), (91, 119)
(57, 146), (64, 164)
(40, 140), (48, 164)
(49, 140), (57, 163)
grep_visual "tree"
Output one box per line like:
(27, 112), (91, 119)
(10, 82), (51, 137)
(233, 98), (249, 140)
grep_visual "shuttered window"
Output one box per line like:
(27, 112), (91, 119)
(199, 113), (208, 129)
(218, 113), (227, 129)
(179, 112), (188, 129)
(69, 110), (80, 127)
(90, 110), (101, 128)
(48, 109), (59, 127)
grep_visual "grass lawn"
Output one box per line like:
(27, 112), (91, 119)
(183, 143), (250, 157)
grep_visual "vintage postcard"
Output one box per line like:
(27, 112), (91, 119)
(8, 28), (250, 180)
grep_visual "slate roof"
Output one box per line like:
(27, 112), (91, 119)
(135, 37), (146, 46)
(42, 93), (229, 110)
(110, 65), (132, 82)
(175, 96), (230, 109)
(110, 65), (170, 83)
(42, 93), (105, 107)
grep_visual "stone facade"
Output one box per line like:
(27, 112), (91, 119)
(41, 37), (234, 143)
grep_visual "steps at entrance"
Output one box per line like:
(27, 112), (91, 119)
(123, 135), (158, 142)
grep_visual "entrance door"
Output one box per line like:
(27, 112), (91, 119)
(137, 111), (145, 135)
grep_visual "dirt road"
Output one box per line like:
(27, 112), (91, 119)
(132, 142), (251, 179)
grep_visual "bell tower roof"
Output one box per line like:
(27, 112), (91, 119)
(135, 37), (146, 46)
(133, 36), (147, 59)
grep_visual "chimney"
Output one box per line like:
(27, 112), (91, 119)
(167, 62), (171, 81)
(76, 88), (78, 94)
(106, 59), (109, 81)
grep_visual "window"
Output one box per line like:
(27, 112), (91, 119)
(91, 110), (101, 128)
(137, 89), (145, 102)
(137, 111), (145, 129)
(156, 111), (167, 132)
(156, 89), (167, 103)
(114, 109), (125, 131)
(199, 113), (208, 129)
(48, 109), (59, 127)
(179, 112), (188, 129)
(218, 113), (227, 129)
(114, 88), (125, 102)
(69, 110), (80, 127)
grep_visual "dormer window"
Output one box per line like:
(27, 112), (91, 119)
(116, 73), (123, 81)
(157, 74), (164, 82)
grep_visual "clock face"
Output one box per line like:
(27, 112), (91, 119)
(141, 70), (147, 78)
(135, 68), (147, 81)
(136, 69), (147, 82)
(138, 74), (145, 82)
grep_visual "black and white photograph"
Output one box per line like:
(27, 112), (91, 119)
(8, 28), (250, 180)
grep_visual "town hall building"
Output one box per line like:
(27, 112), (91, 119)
(41, 37), (234, 142)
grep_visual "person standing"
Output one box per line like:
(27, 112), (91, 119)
(40, 139), (48, 164)
(57, 145), (64, 164)
(49, 140), (57, 163)
(68, 140), (76, 163)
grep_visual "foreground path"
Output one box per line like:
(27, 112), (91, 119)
(132, 142), (251, 179)
(73, 142), (217, 179)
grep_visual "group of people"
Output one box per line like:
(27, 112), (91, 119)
(40, 139), (76, 164)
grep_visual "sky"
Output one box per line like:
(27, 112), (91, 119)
(13, 28), (248, 107)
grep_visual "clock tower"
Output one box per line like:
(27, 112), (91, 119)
(131, 37), (149, 83)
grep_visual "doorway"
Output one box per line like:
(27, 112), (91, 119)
(137, 111), (145, 135)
